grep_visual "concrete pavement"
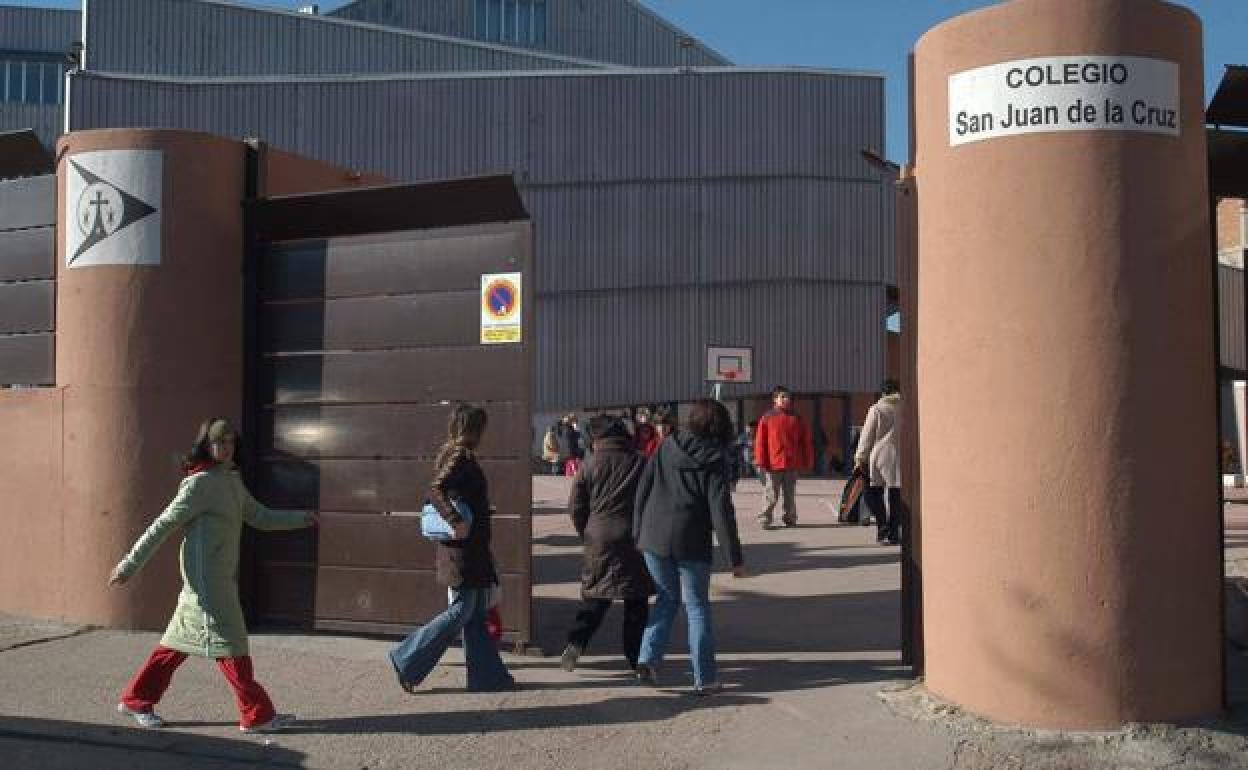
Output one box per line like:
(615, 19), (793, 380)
(1, 478), (1246, 769)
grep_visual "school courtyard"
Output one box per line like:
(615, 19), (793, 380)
(1, 478), (1246, 770)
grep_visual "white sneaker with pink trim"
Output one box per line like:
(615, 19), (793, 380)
(240, 713), (295, 733)
(116, 702), (165, 729)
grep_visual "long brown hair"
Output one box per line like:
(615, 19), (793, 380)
(183, 417), (238, 474)
(433, 403), (489, 471)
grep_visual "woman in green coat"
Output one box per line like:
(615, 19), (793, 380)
(109, 418), (318, 732)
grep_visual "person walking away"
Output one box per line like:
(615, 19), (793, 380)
(109, 418), (318, 732)
(542, 422), (561, 474)
(753, 386), (813, 528)
(651, 406), (676, 446)
(633, 407), (660, 458)
(560, 416), (654, 672)
(558, 413), (585, 476)
(855, 380), (903, 545)
(389, 403), (515, 693)
(743, 421), (764, 484)
(633, 399), (746, 695)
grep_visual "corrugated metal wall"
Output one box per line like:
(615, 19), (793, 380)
(0, 103), (62, 153)
(330, 0), (728, 67)
(0, 6), (79, 53)
(0, 6), (76, 150)
(1221, 263), (1245, 375)
(69, 70), (884, 190)
(538, 282), (885, 406)
(69, 68), (892, 408)
(84, 0), (595, 76)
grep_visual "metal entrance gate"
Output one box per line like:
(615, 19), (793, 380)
(243, 177), (534, 644)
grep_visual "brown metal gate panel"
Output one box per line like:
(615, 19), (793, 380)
(0, 173), (56, 386)
(247, 180), (533, 643)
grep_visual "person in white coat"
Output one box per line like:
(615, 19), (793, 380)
(854, 380), (902, 545)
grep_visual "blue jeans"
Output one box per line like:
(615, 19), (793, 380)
(388, 586), (513, 692)
(638, 551), (716, 687)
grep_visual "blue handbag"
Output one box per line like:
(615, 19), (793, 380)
(421, 499), (473, 541)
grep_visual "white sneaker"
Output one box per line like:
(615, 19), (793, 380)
(116, 702), (165, 728)
(240, 713), (295, 733)
(692, 682), (723, 696)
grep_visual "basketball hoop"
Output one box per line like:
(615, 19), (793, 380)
(705, 345), (753, 384)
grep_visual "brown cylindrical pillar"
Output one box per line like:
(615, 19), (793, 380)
(914, 0), (1220, 727)
(56, 130), (246, 629)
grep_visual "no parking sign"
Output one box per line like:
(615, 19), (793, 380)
(480, 272), (522, 344)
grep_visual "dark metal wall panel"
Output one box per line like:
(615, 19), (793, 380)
(254, 458), (531, 513)
(317, 512), (529, 571)
(0, 280), (54, 334)
(1220, 264), (1246, 373)
(0, 6), (79, 53)
(0, 175), (55, 230)
(261, 348), (528, 405)
(0, 333), (54, 385)
(261, 291), (480, 351)
(0, 226), (55, 281)
(251, 218), (534, 638)
(330, 0), (728, 67)
(263, 227), (527, 299)
(315, 567), (527, 629)
(263, 403), (528, 459)
(0, 104), (62, 155)
(86, 0), (590, 77)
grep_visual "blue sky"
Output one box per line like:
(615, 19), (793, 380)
(10, 0), (1246, 160)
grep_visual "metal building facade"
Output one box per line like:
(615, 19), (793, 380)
(0, 5), (78, 52)
(329, 0), (729, 67)
(68, 65), (893, 407)
(0, 6), (79, 150)
(82, 0), (600, 76)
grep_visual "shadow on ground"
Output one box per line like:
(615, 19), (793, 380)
(532, 526), (904, 687)
(281, 693), (767, 736)
(0, 716), (305, 768)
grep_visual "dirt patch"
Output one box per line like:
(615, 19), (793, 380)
(879, 681), (1248, 769)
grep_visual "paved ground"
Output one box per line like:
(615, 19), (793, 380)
(1, 478), (1246, 769)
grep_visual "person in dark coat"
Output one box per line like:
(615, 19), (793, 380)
(560, 415), (655, 671)
(388, 403), (514, 694)
(556, 413), (585, 476)
(633, 399), (746, 695)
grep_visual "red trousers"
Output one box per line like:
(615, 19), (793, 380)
(120, 646), (276, 728)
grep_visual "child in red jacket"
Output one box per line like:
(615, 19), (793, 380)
(753, 385), (813, 528)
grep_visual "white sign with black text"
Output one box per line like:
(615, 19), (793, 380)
(65, 150), (163, 268)
(949, 56), (1179, 146)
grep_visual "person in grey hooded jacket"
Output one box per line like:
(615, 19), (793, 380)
(633, 398), (746, 695)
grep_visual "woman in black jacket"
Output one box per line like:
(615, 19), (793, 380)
(388, 403), (514, 693)
(633, 399), (746, 695)
(560, 416), (654, 672)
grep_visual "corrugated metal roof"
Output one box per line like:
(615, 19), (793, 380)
(84, 0), (605, 76)
(0, 5), (79, 54)
(330, 0), (730, 67)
